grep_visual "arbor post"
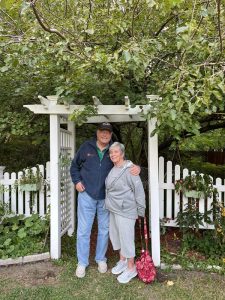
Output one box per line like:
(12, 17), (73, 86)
(148, 119), (160, 266)
(50, 114), (61, 259)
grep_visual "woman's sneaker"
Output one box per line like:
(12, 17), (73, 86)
(117, 267), (137, 284)
(111, 260), (128, 275)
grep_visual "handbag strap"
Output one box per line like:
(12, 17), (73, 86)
(138, 216), (149, 252)
(106, 164), (128, 190)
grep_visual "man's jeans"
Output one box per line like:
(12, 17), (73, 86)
(77, 191), (109, 267)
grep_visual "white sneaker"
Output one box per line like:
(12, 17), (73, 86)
(76, 264), (86, 278)
(98, 261), (107, 273)
(111, 260), (128, 275)
(117, 267), (137, 284)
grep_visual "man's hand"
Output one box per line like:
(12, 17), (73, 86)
(130, 164), (141, 176)
(75, 182), (85, 192)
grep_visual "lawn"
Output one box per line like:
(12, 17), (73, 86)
(1, 253), (225, 300)
(0, 224), (225, 300)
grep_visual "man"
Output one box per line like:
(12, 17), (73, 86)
(70, 122), (140, 278)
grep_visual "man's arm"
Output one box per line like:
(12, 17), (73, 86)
(75, 182), (85, 193)
(70, 147), (85, 192)
(129, 164), (141, 176)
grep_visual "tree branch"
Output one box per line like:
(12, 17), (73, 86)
(30, 0), (75, 51)
(216, 0), (223, 54)
(177, 0), (210, 68)
(131, 0), (140, 37)
(154, 13), (178, 37)
(30, 1), (66, 40)
(159, 119), (225, 151)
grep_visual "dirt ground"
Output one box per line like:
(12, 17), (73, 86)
(0, 261), (62, 288)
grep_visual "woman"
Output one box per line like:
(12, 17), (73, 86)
(105, 142), (146, 284)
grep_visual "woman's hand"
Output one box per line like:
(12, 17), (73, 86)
(129, 164), (141, 176)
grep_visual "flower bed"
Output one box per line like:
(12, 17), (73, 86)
(0, 213), (49, 260)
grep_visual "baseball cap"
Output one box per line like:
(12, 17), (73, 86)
(97, 122), (113, 132)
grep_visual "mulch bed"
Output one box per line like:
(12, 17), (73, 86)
(90, 220), (207, 264)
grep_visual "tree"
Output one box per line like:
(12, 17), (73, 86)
(0, 0), (224, 164)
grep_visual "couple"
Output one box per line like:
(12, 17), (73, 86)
(70, 122), (146, 284)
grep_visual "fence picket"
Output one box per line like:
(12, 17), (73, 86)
(174, 164), (181, 221)
(24, 190), (31, 217)
(166, 161), (173, 219)
(3, 172), (10, 208)
(39, 164), (45, 216)
(182, 168), (189, 211)
(159, 157), (164, 219)
(17, 171), (24, 215)
(46, 161), (51, 210)
(11, 172), (17, 213)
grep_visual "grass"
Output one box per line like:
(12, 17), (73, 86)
(0, 259), (225, 300)
(0, 233), (225, 300)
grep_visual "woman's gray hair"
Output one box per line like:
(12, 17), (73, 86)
(109, 142), (125, 155)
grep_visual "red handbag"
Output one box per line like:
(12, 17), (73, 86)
(136, 217), (156, 284)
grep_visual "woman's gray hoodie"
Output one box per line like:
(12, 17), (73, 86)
(105, 161), (146, 219)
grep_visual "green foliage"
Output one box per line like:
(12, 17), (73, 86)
(59, 153), (72, 167)
(0, 0), (224, 168)
(0, 137), (49, 173)
(0, 200), (10, 223)
(178, 154), (225, 179)
(176, 199), (211, 233)
(13, 166), (48, 207)
(1, 1), (224, 127)
(0, 214), (49, 259)
(175, 172), (216, 198)
(176, 129), (225, 152)
(15, 166), (45, 187)
(182, 230), (225, 259)
(69, 105), (98, 126)
(211, 199), (225, 244)
(175, 195), (225, 259)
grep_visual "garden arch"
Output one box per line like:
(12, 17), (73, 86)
(24, 95), (161, 266)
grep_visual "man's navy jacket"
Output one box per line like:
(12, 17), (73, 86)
(70, 138), (113, 200)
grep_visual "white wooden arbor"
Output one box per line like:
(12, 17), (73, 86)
(24, 95), (161, 266)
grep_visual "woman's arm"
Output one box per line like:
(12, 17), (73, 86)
(129, 174), (146, 217)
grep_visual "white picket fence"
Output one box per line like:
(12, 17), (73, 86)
(1, 157), (225, 230)
(159, 157), (225, 229)
(0, 163), (50, 217)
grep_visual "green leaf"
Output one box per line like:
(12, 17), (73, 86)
(7, 245), (15, 253)
(146, 0), (156, 8)
(12, 224), (19, 231)
(123, 50), (131, 62)
(25, 218), (33, 228)
(0, 66), (9, 72)
(170, 109), (176, 120)
(3, 238), (12, 246)
(176, 26), (189, 34)
(85, 28), (94, 35)
(212, 90), (222, 101)
(218, 82), (225, 93)
(188, 103), (195, 115)
(18, 228), (27, 239)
